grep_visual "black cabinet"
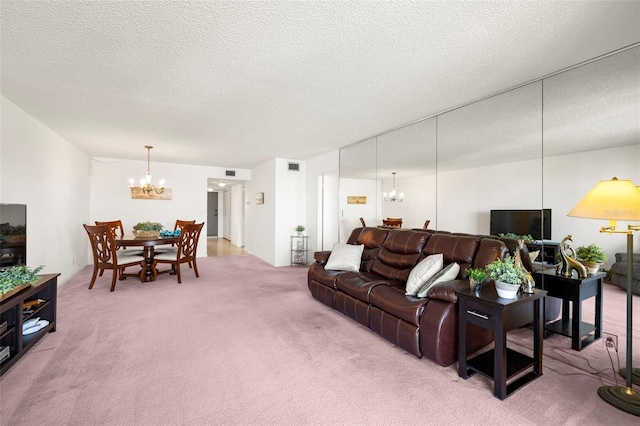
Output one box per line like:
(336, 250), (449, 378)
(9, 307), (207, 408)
(526, 241), (560, 265)
(0, 273), (58, 376)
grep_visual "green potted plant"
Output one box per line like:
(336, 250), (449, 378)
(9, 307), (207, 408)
(485, 256), (528, 299)
(466, 268), (487, 292)
(295, 225), (305, 236)
(0, 265), (44, 301)
(132, 221), (164, 238)
(498, 232), (534, 242)
(575, 244), (608, 275)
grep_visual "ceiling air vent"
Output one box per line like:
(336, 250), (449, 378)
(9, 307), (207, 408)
(225, 170), (236, 177)
(288, 162), (300, 171)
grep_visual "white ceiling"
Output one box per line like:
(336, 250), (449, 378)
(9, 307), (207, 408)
(1, 1), (639, 169)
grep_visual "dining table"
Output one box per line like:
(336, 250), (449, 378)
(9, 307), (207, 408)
(114, 234), (179, 282)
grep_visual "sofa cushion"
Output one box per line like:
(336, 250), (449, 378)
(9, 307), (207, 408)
(325, 243), (365, 271)
(308, 262), (344, 288)
(336, 272), (402, 303)
(371, 230), (429, 281)
(423, 234), (480, 273)
(355, 227), (391, 272)
(405, 253), (443, 296)
(369, 285), (430, 326)
(417, 262), (460, 298)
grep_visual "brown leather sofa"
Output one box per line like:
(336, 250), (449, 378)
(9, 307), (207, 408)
(308, 227), (514, 367)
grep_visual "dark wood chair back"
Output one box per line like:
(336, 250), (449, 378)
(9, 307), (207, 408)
(174, 219), (196, 232)
(83, 224), (143, 291)
(95, 220), (125, 238)
(155, 222), (204, 283)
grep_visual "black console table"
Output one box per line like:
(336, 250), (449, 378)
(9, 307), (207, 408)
(458, 284), (546, 400)
(532, 269), (603, 351)
(0, 274), (58, 376)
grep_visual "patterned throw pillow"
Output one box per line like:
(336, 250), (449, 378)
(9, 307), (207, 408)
(405, 254), (443, 296)
(416, 262), (461, 298)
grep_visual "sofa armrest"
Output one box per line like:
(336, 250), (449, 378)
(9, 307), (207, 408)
(313, 251), (331, 265)
(615, 252), (640, 263)
(426, 279), (470, 303)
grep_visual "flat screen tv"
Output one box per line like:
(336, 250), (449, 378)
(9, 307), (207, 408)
(490, 209), (551, 241)
(0, 203), (27, 269)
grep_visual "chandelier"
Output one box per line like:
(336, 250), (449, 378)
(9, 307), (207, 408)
(128, 145), (165, 195)
(383, 172), (404, 202)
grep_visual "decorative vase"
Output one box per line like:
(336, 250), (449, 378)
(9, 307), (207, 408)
(495, 281), (520, 299)
(581, 261), (602, 275)
(469, 279), (482, 292)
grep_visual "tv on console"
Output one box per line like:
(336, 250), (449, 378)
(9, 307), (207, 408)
(490, 209), (551, 241)
(0, 203), (27, 270)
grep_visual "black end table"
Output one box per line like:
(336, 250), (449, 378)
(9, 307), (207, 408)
(532, 269), (603, 351)
(457, 284), (546, 400)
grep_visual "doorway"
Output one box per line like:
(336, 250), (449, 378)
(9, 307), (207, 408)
(207, 192), (218, 237)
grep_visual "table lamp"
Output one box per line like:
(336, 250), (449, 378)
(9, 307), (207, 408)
(567, 177), (640, 416)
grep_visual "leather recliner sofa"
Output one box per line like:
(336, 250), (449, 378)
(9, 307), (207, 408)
(308, 226), (517, 367)
(308, 226), (560, 367)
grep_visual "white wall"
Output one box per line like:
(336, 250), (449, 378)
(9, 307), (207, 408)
(544, 144), (640, 268)
(244, 158), (306, 266)
(338, 178), (379, 242)
(245, 159), (276, 264)
(306, 150), (339, 252)
(230, 184), (245, 247)
(1, 97), (90, 283)
(381, 174), (437, 230)
(274, 159), (306, 266)
(89, 158), (249, 259)
(437, 157), (544, 234)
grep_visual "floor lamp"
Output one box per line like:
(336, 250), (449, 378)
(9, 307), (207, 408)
(567, 177), (640, 416)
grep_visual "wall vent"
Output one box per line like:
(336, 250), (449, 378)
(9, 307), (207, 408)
(225, 170), (236, 177)
(288, 162), (300, 171)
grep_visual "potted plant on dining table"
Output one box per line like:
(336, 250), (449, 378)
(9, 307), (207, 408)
(132, 221), (164, 238)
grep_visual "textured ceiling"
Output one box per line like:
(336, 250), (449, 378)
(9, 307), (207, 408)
(1, 1), (640, 169)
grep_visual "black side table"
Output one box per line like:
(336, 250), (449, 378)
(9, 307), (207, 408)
(532, 269), (603, 351)
(457, 284), (546, 400)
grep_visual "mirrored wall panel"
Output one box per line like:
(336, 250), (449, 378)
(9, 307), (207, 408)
(436, 81), (543, 234)
(336, 44), (639, 261)
(339, 137), (377, 241)
(376, 118), (436, 230)
(543, 45), (640, 264)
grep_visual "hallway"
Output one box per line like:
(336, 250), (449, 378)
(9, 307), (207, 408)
(207, 237), (245, 257)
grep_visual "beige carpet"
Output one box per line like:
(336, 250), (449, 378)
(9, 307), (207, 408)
(1, 254), (638, 425)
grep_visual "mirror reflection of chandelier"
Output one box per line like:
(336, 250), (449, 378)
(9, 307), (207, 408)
(383, 172), (404, 202)
(128, 145), (165, 195)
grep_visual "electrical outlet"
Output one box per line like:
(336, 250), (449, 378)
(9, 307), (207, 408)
(603, 332), (618, 350)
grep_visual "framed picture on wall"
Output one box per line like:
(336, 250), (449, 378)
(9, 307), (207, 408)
(347, 196), (367, 204)
(256, 192), (264, 204)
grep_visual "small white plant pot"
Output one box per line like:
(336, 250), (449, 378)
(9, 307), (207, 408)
(495, 281), (520, 299)
(581, 262), (602, 275)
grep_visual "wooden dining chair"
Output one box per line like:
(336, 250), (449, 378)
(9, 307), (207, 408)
(155, 219), (197, 267)
(95, 220), (143, 275)
(83, 224), (146, 291)
(154, 222), (204, 283)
